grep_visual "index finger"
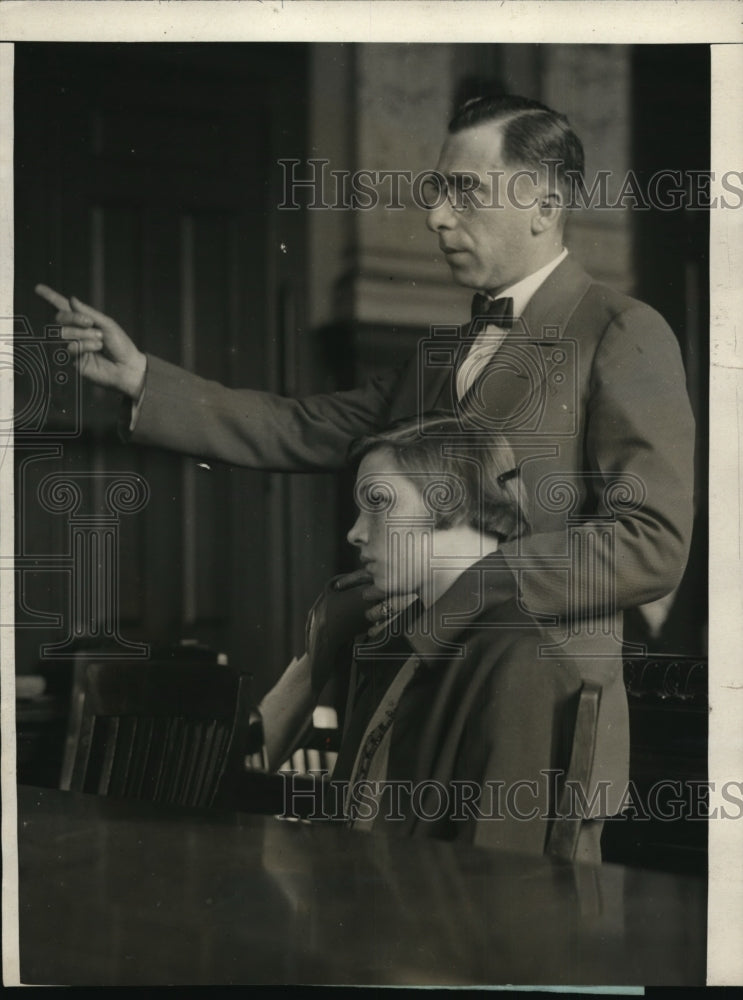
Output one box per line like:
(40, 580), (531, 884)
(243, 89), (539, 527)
(35, 284), (70, 311)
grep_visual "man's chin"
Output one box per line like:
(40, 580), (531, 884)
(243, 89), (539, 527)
(445, 260), (482, 290)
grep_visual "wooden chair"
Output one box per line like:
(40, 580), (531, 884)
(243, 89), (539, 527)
(546, 680), (602, 861)
(276, 705), (341, 777)
(63, 658), (255, 809)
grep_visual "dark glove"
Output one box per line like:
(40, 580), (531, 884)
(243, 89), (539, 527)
(306, 573), (373, 694)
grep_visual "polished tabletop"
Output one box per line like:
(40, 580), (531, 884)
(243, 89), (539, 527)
(15, 784), (706, 986)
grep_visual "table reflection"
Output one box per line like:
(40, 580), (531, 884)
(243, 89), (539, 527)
(17, 786), (705, 986)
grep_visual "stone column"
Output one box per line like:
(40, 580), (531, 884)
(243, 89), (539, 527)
(540, 44), (636, 294)
(306, 43), (473, 382)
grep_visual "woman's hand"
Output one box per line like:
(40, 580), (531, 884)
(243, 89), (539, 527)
(307, 572), (418, 692)
(306, 574), (373, 694)
(331, 569), (415, 629)
(35, 284), (147, 399)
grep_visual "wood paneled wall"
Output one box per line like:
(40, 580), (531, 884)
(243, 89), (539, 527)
(14, 44), (338, 695)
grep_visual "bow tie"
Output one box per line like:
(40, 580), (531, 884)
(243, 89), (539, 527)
(470, 293), (514, 328)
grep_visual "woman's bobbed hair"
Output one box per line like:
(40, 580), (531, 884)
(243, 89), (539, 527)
(348, 413), (529, 543)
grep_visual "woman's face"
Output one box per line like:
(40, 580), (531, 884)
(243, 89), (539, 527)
(347, 448), (433, 597)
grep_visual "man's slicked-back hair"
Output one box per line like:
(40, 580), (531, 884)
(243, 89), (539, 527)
(348, 413), (529, 543)
(448, 94), (585, 208)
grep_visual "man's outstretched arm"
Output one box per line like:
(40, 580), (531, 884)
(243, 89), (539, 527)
(36, 284), (402, 471)
(126, 354), (401, 472)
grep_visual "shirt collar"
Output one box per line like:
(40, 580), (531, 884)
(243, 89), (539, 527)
(484, 247), (568, 318)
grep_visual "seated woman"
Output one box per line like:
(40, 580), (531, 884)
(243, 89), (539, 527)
(256, 414), (583, 857)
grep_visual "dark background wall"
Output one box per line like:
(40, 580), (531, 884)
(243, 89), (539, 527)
(624, 44), (709, 655)
(14, 43), (327, 695)
(13, 43), (709, 698)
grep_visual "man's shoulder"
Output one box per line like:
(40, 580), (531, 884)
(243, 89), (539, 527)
(578, 272), (672, 332)
(526, 255), (673, 346)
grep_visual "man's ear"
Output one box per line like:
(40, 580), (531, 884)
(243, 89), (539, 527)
(531, 191), (563, 234)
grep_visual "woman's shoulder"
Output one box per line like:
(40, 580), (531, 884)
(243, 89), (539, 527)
(460, 619), (581, 692)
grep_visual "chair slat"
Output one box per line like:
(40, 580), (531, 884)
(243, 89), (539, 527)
(163, 718), (187, 805)
(66, 659), (253, 813)
(190, 719), (217, 806)
(97, 716), (120, 796)
(153, 718), (179, 803)
(202, 724), (230, 807)
(140, 718), (170, 801)
(108, 716), (136, 798)
(180, 721), (205, 807)
(127, 717), (155, 799)
(83, 717), (111, 796)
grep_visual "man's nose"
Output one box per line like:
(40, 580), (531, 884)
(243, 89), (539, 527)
(425, 199), (457, 233)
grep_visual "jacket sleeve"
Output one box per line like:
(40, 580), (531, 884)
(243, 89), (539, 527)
(498, 304), (696, 616)
(120, 353), (406, 471)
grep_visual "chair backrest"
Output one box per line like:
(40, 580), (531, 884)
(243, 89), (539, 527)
(64, 659), (253, 809)
(546, 680), (602, 862)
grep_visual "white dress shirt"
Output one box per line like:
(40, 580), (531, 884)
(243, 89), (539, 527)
(456, 247), (568, 400)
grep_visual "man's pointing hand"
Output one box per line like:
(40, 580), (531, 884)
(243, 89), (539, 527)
(35, 284), (147, 400)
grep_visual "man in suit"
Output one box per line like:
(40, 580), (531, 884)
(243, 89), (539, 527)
(37, 95), (695, 859)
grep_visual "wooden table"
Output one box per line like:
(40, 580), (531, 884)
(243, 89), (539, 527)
(15, 784), (706, 986)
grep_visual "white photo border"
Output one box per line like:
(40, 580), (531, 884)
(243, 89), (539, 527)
(1, 1), (741, 989)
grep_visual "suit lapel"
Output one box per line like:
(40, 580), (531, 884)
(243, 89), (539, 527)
(456, 317), (543, 428)
(456, 256), (594, 427)
(519, 254), (593, 338)
(421, 256), (594, 416)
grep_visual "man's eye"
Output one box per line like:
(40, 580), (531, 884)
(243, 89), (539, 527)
(451, 176), (480, 208)
(452, 177), (479, 193)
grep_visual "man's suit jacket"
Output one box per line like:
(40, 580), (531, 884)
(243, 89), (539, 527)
(126, 255), (696, 813)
